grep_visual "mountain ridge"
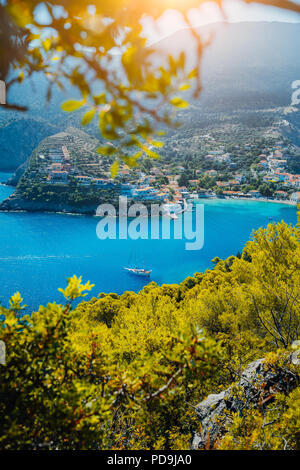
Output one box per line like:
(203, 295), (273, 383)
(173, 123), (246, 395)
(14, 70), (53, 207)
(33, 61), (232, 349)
(1, 21), (300, 171)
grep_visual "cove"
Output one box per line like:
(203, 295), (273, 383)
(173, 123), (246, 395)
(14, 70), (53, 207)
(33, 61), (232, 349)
(0, 172), (297, 310)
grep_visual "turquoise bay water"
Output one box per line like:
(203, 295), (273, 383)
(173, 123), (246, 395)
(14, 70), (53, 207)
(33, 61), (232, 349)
(0, 171), (297, 310)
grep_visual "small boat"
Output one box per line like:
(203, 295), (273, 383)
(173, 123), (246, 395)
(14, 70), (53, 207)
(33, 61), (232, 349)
(124, 267), (152, 277)
(124, 246), (152, 277)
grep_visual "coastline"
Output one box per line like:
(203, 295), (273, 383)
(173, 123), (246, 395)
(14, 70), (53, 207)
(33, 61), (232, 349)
(0, 194), (297, 217)
(224, 196), (297, 206)
(0, 194), (97, 216)
(195, 196), (297, 206)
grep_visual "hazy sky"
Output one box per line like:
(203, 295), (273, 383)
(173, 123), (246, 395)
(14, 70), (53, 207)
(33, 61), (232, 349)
(34, 0), (300, 42)
(142, 0), (300, 42)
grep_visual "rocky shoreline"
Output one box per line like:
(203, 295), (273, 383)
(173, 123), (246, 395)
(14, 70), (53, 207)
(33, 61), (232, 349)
(0, 193), (98, 216)
(0, 192), (297, 217)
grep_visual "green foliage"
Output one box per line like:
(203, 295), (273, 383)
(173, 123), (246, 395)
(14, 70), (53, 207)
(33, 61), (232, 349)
(0, 284), (113, 450)
(58, 275), (94, 302)
(0, 278), (222, 450)
(18, 177), (120, 208)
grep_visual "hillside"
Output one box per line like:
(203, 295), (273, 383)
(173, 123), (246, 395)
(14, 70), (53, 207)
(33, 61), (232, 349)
(0, 74), (96, 171)
(0, 117), (59, 170)
(0, 127), (123, 213)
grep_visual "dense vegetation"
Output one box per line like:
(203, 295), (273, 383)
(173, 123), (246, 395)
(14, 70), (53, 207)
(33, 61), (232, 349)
(1, 215), (299, 450)
(17, 178), (120, 208)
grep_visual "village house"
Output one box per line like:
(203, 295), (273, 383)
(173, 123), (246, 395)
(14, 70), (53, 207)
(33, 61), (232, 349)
(289, 175), (300, 189)
(248, 190), (262, 198)
(274, 190), (288, 199)
(258, 160), (268, 169)
(234, 174), (245, 183)
(204, 169), (217, 177)
(217, 153), (231, 163)
(47, 170), (69, 183)
(263, 175), (280, 183)
(273, 172), (290, 182)
(91, 178), (116, 189)
(119, 169), (130, 177)
(216, 181), (230, 188)
(132, 187), (158, 200)
(75, 175), (91, 186)
(222, 190), (241, 197)
(62, 146), (71, 162)
(229, 180), (240, 186)
(49, 149), (64, 163)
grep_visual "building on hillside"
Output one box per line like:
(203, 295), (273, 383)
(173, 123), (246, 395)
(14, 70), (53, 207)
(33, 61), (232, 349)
(274, 191), (288, 199)
(248, 190), (262, 198)
(289, 175), (300, 189)
(258, 160), (268, 169)
(179, 188), (190, 198)
(119, 169), (130, 177)
(223, 191), (240, 197)
(49, 149), (64, 163)
(48, 170), (68, 183)
(234, 174), (245, 183)
(204, 169), (217, 177)
(132, 187), (157, 199)
(75, 175), (91, 186)
(204, 154), (216, 161)
(49, 163), (63, 171)
(217, 153), (231, 163)
(263, 175), (280, 183)
(91, 178), (115, 189)
(62, 146), (71, 162)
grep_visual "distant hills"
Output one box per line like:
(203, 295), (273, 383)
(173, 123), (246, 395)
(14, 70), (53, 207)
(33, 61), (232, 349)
(1, 21), (300, 171)
(157, 21), (300, 111)
(0, 117), (59, 170)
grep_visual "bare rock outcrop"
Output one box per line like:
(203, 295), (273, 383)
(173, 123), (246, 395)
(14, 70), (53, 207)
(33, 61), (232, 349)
(192, 345), (299, 449)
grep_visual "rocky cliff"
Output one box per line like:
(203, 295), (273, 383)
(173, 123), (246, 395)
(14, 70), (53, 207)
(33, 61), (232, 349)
(192, 343), (300, 450)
